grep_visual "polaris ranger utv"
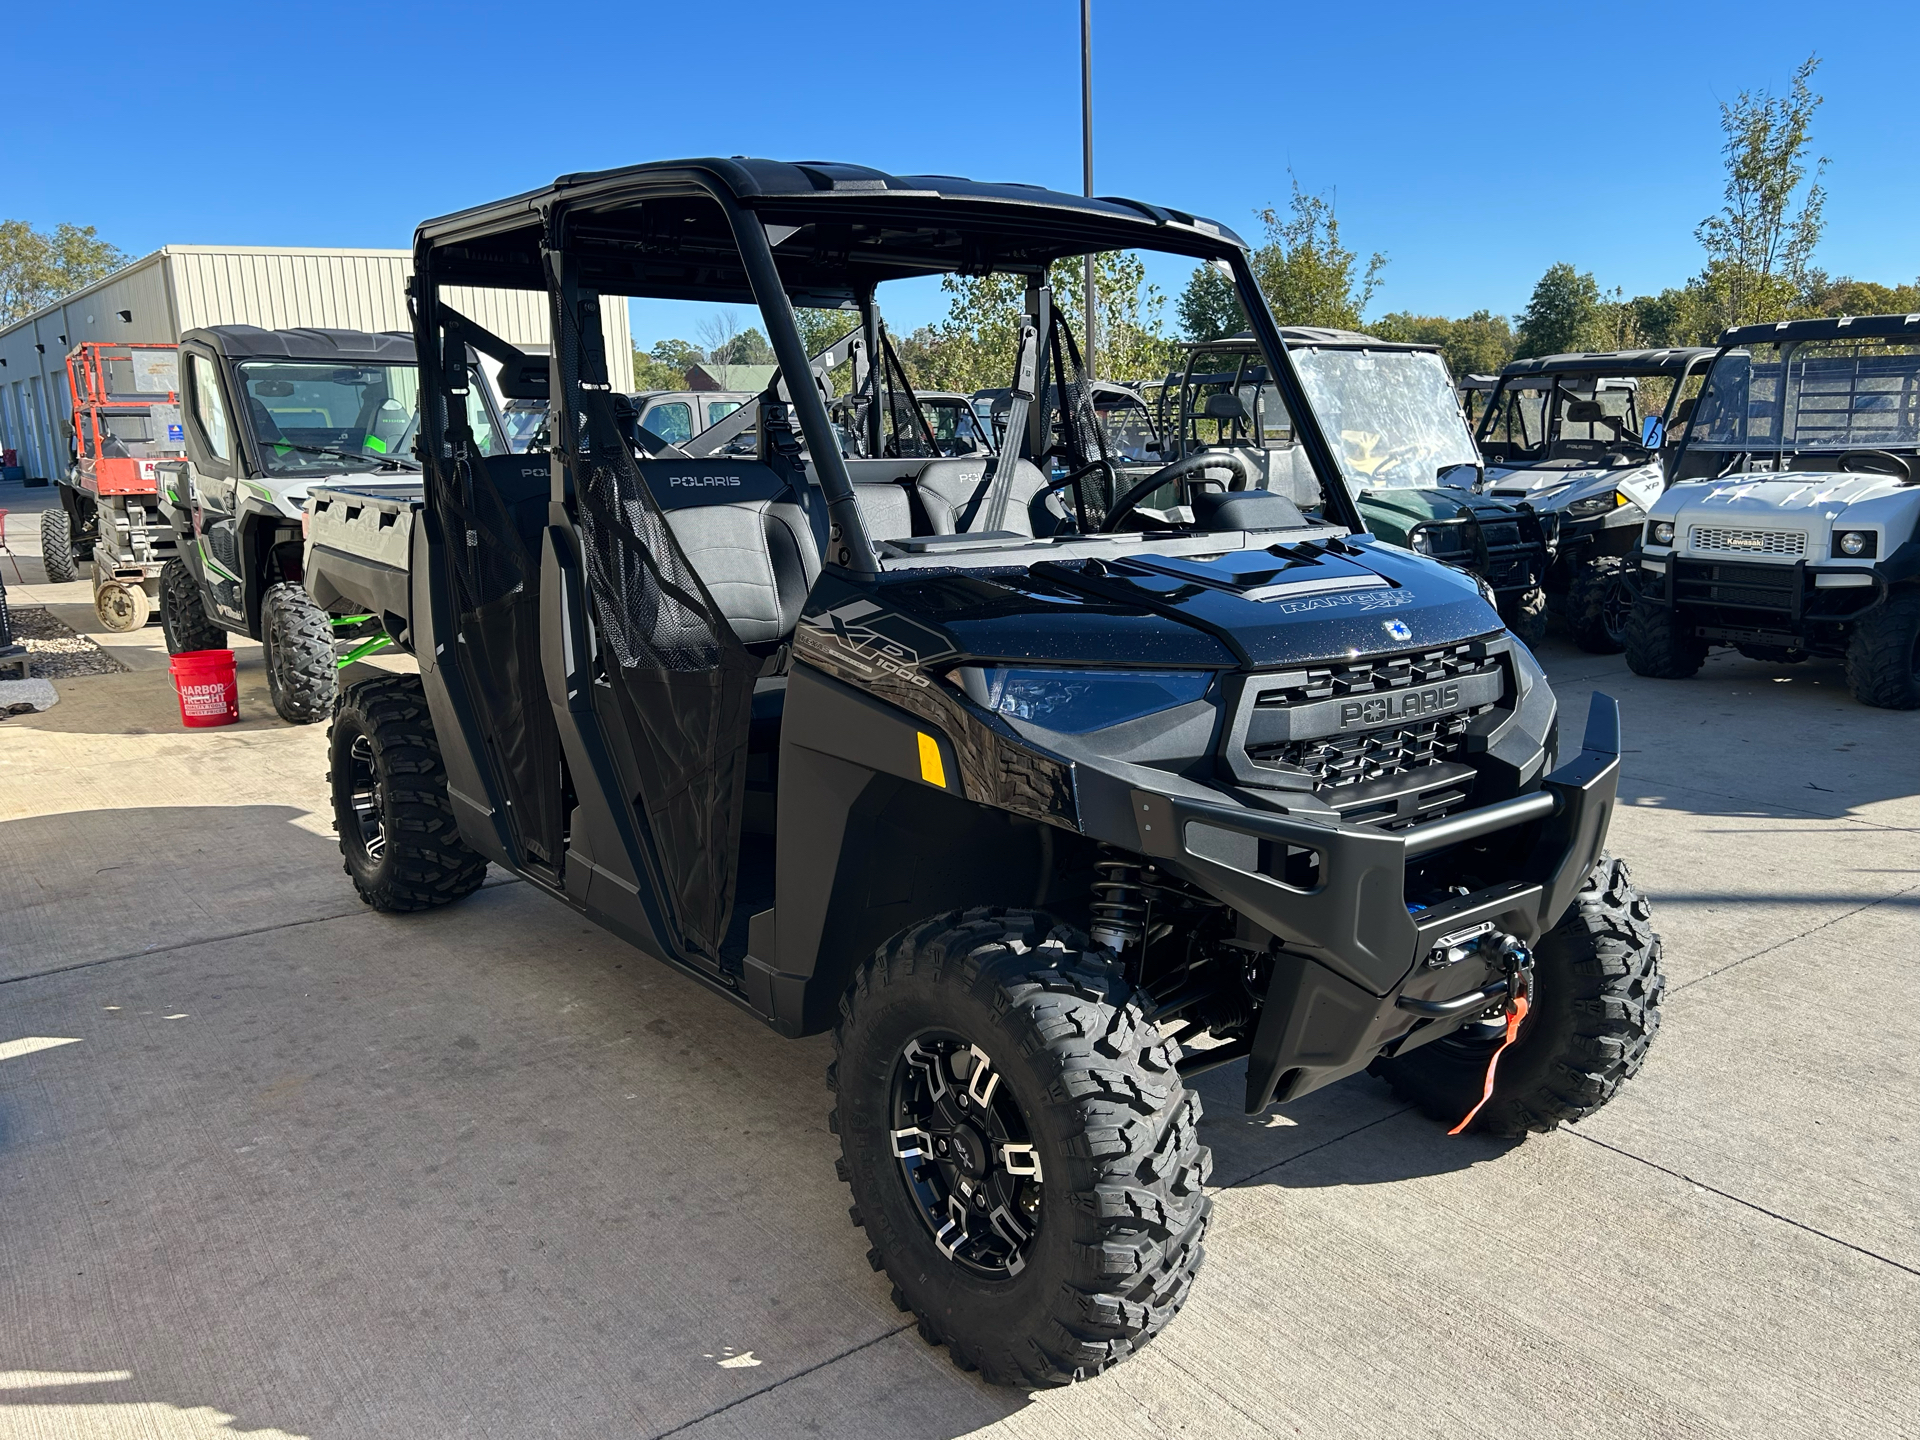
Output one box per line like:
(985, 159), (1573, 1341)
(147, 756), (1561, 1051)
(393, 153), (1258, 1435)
(157, 326), (508, 723)
(1160, 331), (1552, 643)
(304, 159), (1662, 1386)
(1627, 315), (1920, 708)
(1476, 348), (1716, 651)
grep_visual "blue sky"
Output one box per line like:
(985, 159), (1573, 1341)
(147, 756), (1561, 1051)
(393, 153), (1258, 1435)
(5, 0), (1913, 350)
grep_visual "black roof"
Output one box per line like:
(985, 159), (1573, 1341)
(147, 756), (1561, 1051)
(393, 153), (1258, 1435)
(1718, 313), (1920, 346)
(415, 158), (1247, 304)
(1497, 347), (1716, 380)
(188, 326), (415, 363)
(1182, 327), (1441, 356)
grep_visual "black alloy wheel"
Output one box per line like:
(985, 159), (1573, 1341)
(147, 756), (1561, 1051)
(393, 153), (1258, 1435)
(342, 731), (388, 870)
(889, 1034), (1044, 1277)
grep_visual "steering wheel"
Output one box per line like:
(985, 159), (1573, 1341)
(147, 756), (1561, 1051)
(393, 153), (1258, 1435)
(1838, 450), (1913, 483)
(1099, 448), (1261, 532)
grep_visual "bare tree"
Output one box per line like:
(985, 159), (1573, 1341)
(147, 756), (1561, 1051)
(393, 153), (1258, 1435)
(696, 311), (744, 388)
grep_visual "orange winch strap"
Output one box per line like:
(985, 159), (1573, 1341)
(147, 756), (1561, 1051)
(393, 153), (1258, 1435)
(1449, 994), (1529, 1136)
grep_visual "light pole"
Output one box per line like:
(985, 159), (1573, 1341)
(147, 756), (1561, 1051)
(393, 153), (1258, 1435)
(1081, 0), (1097, 379)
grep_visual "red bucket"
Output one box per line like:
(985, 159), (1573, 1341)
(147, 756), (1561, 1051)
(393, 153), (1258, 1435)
(170, 649), (239, 727)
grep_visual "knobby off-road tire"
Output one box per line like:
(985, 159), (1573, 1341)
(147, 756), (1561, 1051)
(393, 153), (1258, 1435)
(39, 507), (77, 584)
(159, 558), (226, 655)
(1371, 853), (1664, 1137)
(1565, 555), (1632, 653)
(1844, 587), (1920, 710)
(1498, 586), (1548, 648)
(831, 910), (1211, 1387)
(328, 674), (487, 912)
(262, 581), (337, 724)
(1624, 596), (1707, 679)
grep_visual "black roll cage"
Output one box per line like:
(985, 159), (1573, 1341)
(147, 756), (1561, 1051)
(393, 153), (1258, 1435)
(1476, 350), (1718, 459)
(1669, 317), (1920, 480)
(408, 159), (1365, 561)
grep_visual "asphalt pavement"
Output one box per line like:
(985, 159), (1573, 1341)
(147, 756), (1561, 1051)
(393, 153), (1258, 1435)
(1, 476), (1914, 1439)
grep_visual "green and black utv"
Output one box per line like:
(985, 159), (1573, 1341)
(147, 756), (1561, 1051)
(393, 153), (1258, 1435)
(1158, 331), (1552, 643)
(302, 159), (1664, 1387)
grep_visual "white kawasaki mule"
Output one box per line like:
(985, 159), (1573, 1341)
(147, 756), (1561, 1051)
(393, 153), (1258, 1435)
(1626, 314), (1920, 709)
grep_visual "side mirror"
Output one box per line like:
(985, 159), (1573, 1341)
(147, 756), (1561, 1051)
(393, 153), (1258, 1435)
(1642, 417), (1664, 447)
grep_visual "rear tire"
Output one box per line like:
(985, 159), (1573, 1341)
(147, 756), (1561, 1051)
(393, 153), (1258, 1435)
(1498, 586), (1548, 648)
(1371, 853), (1664, 1136)
(159, 558), (226, 655)
(832, 910), (1211, 1386)
(262, 581), (336, 724)
(1564, 555), (1631, 653)
(328, 674), (487, 911)
(1844, 587), (1920, 710)
(1624, 596), (1707, 679)
(39, 507), (76, 583)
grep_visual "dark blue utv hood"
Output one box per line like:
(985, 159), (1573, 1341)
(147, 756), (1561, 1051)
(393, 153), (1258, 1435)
(863, 535), (1501, 670)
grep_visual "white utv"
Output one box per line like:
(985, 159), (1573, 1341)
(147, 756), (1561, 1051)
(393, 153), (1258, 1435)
(1475, 348), (1716, 651)
(1626, 314), (1920, 709)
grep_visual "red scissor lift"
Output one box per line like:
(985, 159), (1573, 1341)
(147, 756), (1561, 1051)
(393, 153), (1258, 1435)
(51, 341), (187, 629)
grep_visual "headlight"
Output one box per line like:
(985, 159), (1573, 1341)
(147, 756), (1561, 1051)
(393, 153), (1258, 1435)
(1409, 524), (1469, 557)
(975, 667), (1213, 733)
(1567, 490), (1626, 518)
(1649, 521), (1675, 546)
(1474, 575), (1499, 609)
(1834, 530), (1876, 558)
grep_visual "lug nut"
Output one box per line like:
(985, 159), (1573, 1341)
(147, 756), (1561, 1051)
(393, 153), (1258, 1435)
(935, 1138), (948, 1154)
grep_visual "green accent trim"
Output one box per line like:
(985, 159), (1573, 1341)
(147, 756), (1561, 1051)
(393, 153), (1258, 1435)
(196, 537), (240, 584)
(337, 633), (392, 668)
(247, 481), (273, 502)
(330, 613), (374, 628)
(364, 435), (388, 454)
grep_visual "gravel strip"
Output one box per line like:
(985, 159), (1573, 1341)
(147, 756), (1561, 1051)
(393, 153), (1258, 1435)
(2, 605), (130, 678)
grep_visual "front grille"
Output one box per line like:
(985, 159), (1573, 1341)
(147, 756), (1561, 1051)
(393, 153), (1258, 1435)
(1244, 642), (1504, 793)
(1251, 642), (1498, 708)
(1288, 712), (1475, 787)
(1690, 526), (1807, 557)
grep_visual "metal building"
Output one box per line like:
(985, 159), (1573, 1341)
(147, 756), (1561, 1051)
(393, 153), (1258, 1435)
(0, 246), (632, 479)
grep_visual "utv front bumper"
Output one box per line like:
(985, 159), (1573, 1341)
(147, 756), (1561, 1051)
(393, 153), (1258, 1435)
(1632, 550), (1890, 645)
(1128, 693), (1622, 1113)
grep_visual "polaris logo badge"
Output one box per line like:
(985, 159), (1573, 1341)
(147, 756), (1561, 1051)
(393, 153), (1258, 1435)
(1384, 619), (1412, 641)
(1338, 683), (1459, 729)
(669, 474), (743, 487)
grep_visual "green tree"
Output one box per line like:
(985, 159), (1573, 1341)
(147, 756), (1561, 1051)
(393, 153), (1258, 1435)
(1515, 263), (1603, 357)
(1373, 309), (1516, 378)
(0, 220), (128, 326)
(1803, 275), (1920, 317)
(719, 327), (775, 365)
(1694, 55), (1827, 330)
(1176, 263), (1244, 342)
(1252, 175), (1386, 329)
(632, 337), (702, 390)
(899, 253), (1176, 394)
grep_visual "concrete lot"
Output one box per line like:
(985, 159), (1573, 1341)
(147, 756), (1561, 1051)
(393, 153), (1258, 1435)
(1, 477), (1915, 1439)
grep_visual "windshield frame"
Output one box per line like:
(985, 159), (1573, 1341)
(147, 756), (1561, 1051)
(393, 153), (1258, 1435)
(234, 358), (427, 476)
(1288, 344), (1480, 493)
(1674, 335), (1920, 474)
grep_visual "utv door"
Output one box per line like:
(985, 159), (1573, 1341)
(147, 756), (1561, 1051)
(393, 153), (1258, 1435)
(180, 348), (247, 627)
